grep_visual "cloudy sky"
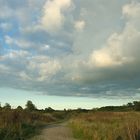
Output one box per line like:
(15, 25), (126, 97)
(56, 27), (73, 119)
(0, 0), (140, 109)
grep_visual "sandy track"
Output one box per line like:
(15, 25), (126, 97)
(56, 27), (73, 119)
(30, 123), (76, 140)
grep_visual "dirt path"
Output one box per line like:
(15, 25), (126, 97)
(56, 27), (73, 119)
(30, 122), (76, 140)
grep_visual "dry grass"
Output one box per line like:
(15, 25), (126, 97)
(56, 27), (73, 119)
(0, 109), (58, 140)
(69, 112), (140, 140)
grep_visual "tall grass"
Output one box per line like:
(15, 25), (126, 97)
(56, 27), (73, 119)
(0, 109), (59, 140)
(69, 112), (140, 140)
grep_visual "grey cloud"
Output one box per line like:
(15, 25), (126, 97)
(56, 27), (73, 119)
(0, 0), (140, 100)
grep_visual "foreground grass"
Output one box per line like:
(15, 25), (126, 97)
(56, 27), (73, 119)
(69, 112), (140, 140)
(0, 109), (66, 140)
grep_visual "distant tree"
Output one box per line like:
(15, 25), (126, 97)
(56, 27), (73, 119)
(76, 108), (82, 113)
(76, 108), (88, 113)
(133, 101), (140, 111)
(127, 102), (133, 107)
(25, 100), (36, 111)
(45, 107), (54, 113)
(3, 103), (11, 110)
(16, 106), (23, 111)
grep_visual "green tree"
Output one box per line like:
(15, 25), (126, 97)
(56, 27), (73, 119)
(127, 102), (133, 107)
(3, 103), (11, 110)
(25, 100), (36, 111)
(45, 107), (54, 113)
(133, 101), (140, 111)
(16, 105), (23, 111)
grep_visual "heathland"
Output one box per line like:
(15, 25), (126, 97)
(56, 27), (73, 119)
(0, 100), (140, 140)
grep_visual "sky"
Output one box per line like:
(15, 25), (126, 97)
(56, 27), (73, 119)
(0, 0), (140, 109)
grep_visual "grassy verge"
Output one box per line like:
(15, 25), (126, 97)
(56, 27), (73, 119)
(69, 112), (140, 140)
(0, 109), (67, 140)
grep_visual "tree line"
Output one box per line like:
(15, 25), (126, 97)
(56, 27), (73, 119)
(0, 100), (140, 112)
(0, 100), (55, 113)
(97, 101), (140, 111)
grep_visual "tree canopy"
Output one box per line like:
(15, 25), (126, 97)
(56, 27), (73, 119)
(25, 100), (36, 111)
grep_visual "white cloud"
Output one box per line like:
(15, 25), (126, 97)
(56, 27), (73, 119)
(88, 2), (140, 68)
(1, 52), (61, 82)
(70, 2), (140, 84)
(0, 6), (13, 19)
(40, 44), (50, 51)
(38, 60), (61, 81)
(88, 29), (136, 68)
(41, 0), (72, 32)
(89, 48), (122, 68)
(0, 23), (12, 31)
(1, 0), (140, 98)
(5, 35), (14, 44)
(3, 50), (30, 59)
(0, 64), (10, 72)
(5, 35), (35, 49)
(123, 1), (140, 19)
(74, 20), (85, 31)
(19, 71), (31, 81)
(27, 56), (61, 81)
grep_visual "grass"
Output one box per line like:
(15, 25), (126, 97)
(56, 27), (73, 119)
(69, 112), (140, 140)
(0, 100), (140, 140)
(0, 109), (65, 140)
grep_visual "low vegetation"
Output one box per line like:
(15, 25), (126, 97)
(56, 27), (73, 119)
(0, 101), (67, 140)
(0, 100), (140, 140)
(70, 112), (140, 140)
(69, 101), (140, 140)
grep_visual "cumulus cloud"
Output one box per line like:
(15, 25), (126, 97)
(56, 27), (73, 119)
(0, 64), (10, 72)
(41, 0), (72, 32)
(71, 1), (140, 85)
(123, 1), (140, 19)
(1, 0), (140, 99)
(1, 51), (63, 95)
(27, 56), (61, 81)
(0, 6), (13, 19)
(2, 49), (30, 59)
(5, 35), (35, 49)
(90, 1), (140, 69)
(0, 23), (12, 31)
(19, 71), (31, 81)
(88, 27), (139, 68)
(74, 20), (85, 31)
